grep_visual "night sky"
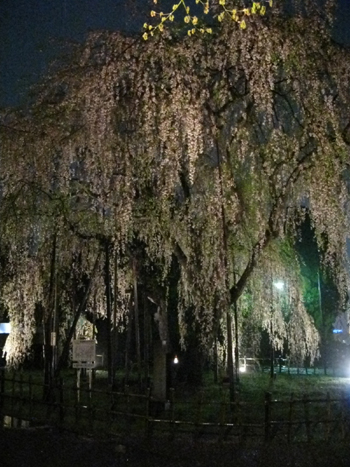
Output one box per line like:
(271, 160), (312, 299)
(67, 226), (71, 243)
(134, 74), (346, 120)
(1, 0), (350, 108)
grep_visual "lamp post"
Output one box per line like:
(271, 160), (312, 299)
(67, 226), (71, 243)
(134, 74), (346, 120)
(270, 280), (284, 379)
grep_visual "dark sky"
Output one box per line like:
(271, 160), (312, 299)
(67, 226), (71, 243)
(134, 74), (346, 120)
(1, 0), (350, 108)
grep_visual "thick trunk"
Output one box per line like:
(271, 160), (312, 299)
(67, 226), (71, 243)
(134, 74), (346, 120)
(43, 232), (57, 399)
(143, 292), (150, 386)
(124, 298), (133, 386)
(133, 259), (142, 386)
(55, 251), (101, 377)
(104, 241), (113, 385)
(112, 248), (118, 384)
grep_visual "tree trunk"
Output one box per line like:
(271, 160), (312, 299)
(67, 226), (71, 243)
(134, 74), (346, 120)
(143, 291), (150, 387)
(213, 335), (218, 384)
(55, 251), (101, 377)
(112, 247), (118, 385)
(233, 296), (239, 384)
(133, 259), (142, 387)
(226, 311), (235, 402)
(104, 241), (113, 385)
(43, 232), (57, 399)
(124, 297), (133, 386)
(216, 137), (235, 401)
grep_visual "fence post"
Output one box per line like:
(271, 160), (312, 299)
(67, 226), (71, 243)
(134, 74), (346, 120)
(169, 387), (175, 440)
(264, 392), (272, 442)
(219, 395), (226, 441)
(341, 391), (347, 440)
(0, 369), (5, 412)
(145, 387), (151, 438)
(11, 372), (15, 416)
(326, 391), (331, 441)
(28, 375), (33, 421)
(59, 378), (64, 426)
(18, 373), (23, 421)
(287, 392), (294, 443)
(125, 385), (130, 426)
(195, 391), (204, 438)
(303, 393), (311, 443)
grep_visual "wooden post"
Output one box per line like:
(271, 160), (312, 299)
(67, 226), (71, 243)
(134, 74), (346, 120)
(125, 384), (130, 424)
(108, 387), (114, 432)
(76, 368), (81, 403)
(11, 372), (15, 416)
(341, 391), (347, 440)
(264, 392), (272, 442)
(219, 397), (226, 441)
(88, 374), (93, 431)
(145, 387), (151, 438)
(0, 369), (5, 412)
(288, 392), (294, 443)
(75, 371), (80, 425)
(303, 393), (311, 443)
(326, 391), (331, 441)
(195, 391), (204, 438)
(28, 375), (33, 420)
(18, 373), (23, 421)
(59, 377), (64, 425)
(169, 387), (175, 440)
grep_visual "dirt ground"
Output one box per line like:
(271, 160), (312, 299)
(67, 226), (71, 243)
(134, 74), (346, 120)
(1, 427), (350, 467)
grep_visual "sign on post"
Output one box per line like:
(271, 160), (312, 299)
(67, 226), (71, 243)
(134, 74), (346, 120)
(72, 340), (96, 368)
(72, 340), (96, 402)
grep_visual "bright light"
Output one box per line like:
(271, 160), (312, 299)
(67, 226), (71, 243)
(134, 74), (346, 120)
(239, 366), (246, 373)
(273, 281), (284, 291)
(0, 323), (11, 334)
(173, 355), (179, 364)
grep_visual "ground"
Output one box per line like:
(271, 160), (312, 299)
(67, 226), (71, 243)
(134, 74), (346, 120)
(1, 427), (350, 467)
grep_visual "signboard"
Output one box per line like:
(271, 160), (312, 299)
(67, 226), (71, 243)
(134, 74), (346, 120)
(72, 340), (96, 367)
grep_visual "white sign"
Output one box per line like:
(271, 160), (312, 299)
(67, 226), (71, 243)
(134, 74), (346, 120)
(73, 340), (96, 362)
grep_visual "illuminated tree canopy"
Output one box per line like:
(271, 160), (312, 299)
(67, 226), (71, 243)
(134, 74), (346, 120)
(1, 0), (350, 367)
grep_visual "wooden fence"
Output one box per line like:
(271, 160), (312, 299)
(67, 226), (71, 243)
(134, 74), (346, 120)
(0, 370), (349, 443)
